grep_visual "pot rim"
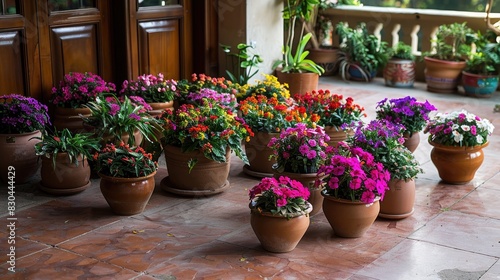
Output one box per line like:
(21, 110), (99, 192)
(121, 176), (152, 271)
(428, 140), (489, 151)
(321, 193), (381, 205)
(98, 170), (157, 182)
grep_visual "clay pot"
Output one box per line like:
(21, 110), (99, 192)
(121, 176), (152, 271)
(383, 59), (416, 88)
(403, 132), (420, 153)
(250, 201), (312, 253)
(276, 70), (319, 96)
(323, 126), (350, 147)
(0, 130), (41, 184)
(379, 179), (415, 219)
(243, 131), (279, 177)
(40, 153), (91, 195)
(147, 101), (174, 117)
(52, 107), (91, 133)
(161, 145), (231, 196)
(429, 141), (488, 184)
(99, 171), (156, 215)
(424, 57), (466, 93)
(322, 194), (380, 238)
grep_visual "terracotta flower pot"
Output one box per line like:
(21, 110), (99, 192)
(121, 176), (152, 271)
(429, 141), (488, 184)
(147, 101), (174, 117)
(161, 145), (231, 196)
(424, 57), (466, 93)
(379, 179), (415, 219)
(323, 126), (350, 147)
(243, 131), (279, 177)
(52, 107), (91, 133)
(403, 132), (420, 153)
(40, 153), (91, 195)
(322, 194), (380, 238)
(0, 130), (41, 184)
(275, 70), (319, 96)
(99, 171), (156, 215)
(250, 201), (312, 253)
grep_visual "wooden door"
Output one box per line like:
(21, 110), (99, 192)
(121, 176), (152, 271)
(0, 1), (41, 99)
(37, 0), (113, 102)
(124, 0), (192, 80)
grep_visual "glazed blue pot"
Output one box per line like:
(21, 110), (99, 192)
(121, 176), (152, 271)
(462, 71), (499, 97)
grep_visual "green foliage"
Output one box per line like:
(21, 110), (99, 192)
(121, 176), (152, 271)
(273, 33), (325, 74)
(423, 22), (474, 61)
(95, 142), (158, 178)
(221, 43), (263, 85)
(34, 128), (101, 168)
(389, 42), (415, 60)
(465, 30), (500, 75)
(335, 22), (389, 81)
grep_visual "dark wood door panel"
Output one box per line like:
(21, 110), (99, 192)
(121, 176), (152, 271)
(50, 24), (99, 80)
(138, 19), (180, 79)
(0, 30), (25, 95)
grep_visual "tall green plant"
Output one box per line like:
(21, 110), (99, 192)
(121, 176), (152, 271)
(220, 43), (263, 85)
(424, 22), (474, 61)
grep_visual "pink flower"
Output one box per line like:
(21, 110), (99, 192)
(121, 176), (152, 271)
(109, 104), (120, 116)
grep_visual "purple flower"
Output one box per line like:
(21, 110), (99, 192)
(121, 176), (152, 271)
(109, 104), (120, 116)
(129, 113), (141, 121)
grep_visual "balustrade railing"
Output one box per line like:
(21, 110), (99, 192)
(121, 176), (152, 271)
(321, 6), (500, 81)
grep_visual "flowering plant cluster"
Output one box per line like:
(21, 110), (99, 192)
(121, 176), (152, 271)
(34, 128), (100, 167)
(237, 74), (290, 102)
(93, 141), (158, 178)
(348, 120), (422, 180)
(175, 73), (237, 104)
(50, 72), (116, 108)
(83, 95), (159, 146)
(120, 73), (176, 103)
(249, 176), (311, 218)
(293, 90), (366, 128)
(159, 99), (252, 171)
(186, 88), (237, 110)
(238, 95), (317, 133)
(376, 96), (437, 136)
(318, 142), (390, 203)
(0, 94), (50, 134)
(424, 110), (495, 147)
(268, 123), (330, 173)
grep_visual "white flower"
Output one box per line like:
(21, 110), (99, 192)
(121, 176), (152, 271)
(461, 125), (470, 132)
(452, 130), (463, 143)
(452, 124), (459, 130)
(476, 134), (484, 144)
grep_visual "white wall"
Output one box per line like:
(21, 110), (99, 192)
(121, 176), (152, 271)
(246, 0), (283, 84)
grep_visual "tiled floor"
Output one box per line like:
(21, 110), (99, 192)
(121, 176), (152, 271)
(1, 76), (500, 279)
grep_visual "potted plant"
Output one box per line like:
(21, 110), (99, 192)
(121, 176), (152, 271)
(34, 128), (100, 194)
(383, 42), (416, 88)
(83, 94), (159, 147)
(317, 142), (390, 237)
(158, 98), (252, 195)
(424, 110), (494, 184)
(273, 32), (325, 95)
(462, 30), (500, 97)
(238, 94), (310, 177)
(335, 22), (389, 82)
(249, 176), (312, 253)
(375, 96), (437, 152)
(267, 123), (330, 215)
(94, 142), (158, 215)
(292, 89), (366, 146)
(423, 22), (474, 93)
(0, 94), (50, 184)
(347, 119), (423, 219)
(50, 72), (116, 132)
(119, 73), (177, 116)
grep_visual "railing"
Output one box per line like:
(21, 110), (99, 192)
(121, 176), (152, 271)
(321, 6), (500, 81)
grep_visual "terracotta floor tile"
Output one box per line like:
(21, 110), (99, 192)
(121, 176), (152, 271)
(409, 211), (500, 257)
(414, 179), (476, 210)
(356, 239), (497, 280)
(452, 188), (500, 219)
(479, 260), (500, 280)
(0, 247), (139, 279)
(16, 199), (121, 245)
